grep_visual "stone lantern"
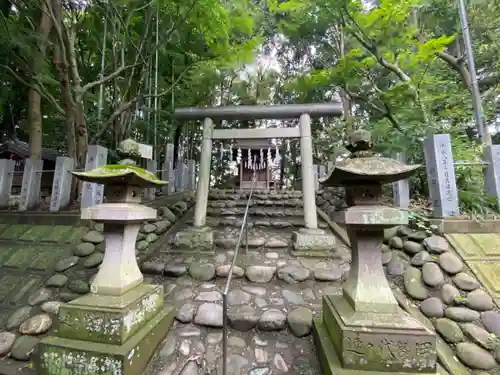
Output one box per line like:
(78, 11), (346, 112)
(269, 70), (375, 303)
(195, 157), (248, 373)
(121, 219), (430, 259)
(36, 139), (175, 375)
(314, 130), (437, 374)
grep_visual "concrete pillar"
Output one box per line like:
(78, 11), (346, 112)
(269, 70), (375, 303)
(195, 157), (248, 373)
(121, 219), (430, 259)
(0, 160), (14, 209)
(186, 159), (196, 190)
(423, 134), (459, 217)
(299, 113), (318, 229)
(50, 157), (74, 212)
(81, 145), (108, 210)
(193, 117), (213, 227)
(392, 152), (410, 209)
(162, 143), (175, 194)
(19, 158), (43, 211)
(145, 159), (157, 201)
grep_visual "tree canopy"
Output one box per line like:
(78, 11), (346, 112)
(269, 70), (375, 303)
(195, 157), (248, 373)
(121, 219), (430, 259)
(1, 0), (499, 213)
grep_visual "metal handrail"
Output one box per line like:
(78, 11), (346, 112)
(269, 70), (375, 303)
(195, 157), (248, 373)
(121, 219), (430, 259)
(221, 171), (257, 375)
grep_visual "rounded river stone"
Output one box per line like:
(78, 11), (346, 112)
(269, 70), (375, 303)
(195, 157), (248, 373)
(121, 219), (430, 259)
(456, 342), (496, 370)
(435, 318), (464, 343)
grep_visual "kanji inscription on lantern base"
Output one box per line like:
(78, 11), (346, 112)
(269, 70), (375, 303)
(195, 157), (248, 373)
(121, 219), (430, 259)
(423, 134), (459, 217)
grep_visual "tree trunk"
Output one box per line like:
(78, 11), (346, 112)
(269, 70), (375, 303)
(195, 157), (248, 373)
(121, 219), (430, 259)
(28, 3), (53, 159)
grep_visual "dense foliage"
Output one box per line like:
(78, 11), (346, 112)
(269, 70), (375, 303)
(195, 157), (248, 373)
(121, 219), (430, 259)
(1, 0), (499, 214)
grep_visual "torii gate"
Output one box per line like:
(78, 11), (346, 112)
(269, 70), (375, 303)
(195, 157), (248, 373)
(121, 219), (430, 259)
(172, 103), (343, 253)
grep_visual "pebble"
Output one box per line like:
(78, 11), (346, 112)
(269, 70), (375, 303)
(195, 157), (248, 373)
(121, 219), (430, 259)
(313, 265), (342, 281)
(461, 323), (495, 350)
(258, 309), (287, 331)
(6, 306), (33, 330)
(216, 264), (244, 278)
(403, 267), (428, 300)
(420, 297), (444, 318)
(249, 367), (271, 375)
(82, 230), (104, 244)
(188, 263), (216, 281)
(83, 252), (104, 268)
(246, 266), (275, 283)
(18, 314), (52, 335)
(273, 353), (289, 372)
(254, 347), (268, 363)
(410, 251), (433, 266)
(176, 303), (197, 323)
(227, 290), (252, 305)
(242, 286), (267, 297)
(389, 236), (403, 249)
(423, 235), (449, 253)
(45, 274), (69, 288)
(193, 303), (223, 327)
(452, 273), (480, 291)
(277, 266), (310, 283)
(387, 256), (407, 276)
(481, 311), (500, 336)
(54, 256), (80, 272)
(164, 264), (188, 277)
(456, 342), (496, 370)
(195, 291), (222, 302)
(435, 318), (464, 343)
(74, 242), (95, 256)
(27, 287), (53, 306)
(228, 305), (259, 331)
(466, 289), (494, 311)
(142, 261), (165, 274)
(444, 307), (480, 322)
(438, 252), (463, 274)
(0, 331), (16, 356)
(10, 335), (39, 361)
(403, 241), (423, 255)
(287, 307), (313, 337)
(421, 262), (444, 287)
(440, 284), (460, 305)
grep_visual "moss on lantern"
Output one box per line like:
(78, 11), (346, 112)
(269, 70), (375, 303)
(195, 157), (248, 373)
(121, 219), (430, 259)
(71, 164), (168, 188)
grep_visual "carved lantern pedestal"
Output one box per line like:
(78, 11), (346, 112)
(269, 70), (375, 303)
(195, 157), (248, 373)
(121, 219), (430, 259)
(314, 131), (437, 374)
(35, 140), (174, 375)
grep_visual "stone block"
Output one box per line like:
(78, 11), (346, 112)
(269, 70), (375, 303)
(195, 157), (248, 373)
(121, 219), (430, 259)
(291, 228), (337, 257)
(35, 305), (174, 375)
(57, 284), (164, 345)
(320, 295), (436, 373)
(50, 156), (74, 212)
(0, 159), (14, 209)
(334, 205), (408, 226)
(81, 145), (108, 210)
(313, 317), (438, 375)
(19, 158), (43, 211)
(174, 226), (214, 253)
(423, 134), (459, 217)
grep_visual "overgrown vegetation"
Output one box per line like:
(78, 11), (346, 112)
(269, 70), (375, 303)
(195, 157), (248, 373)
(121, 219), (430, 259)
(1, 0), (499, 214)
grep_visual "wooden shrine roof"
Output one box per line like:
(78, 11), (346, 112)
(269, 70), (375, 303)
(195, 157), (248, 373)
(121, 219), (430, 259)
(0, 138), (59, 161)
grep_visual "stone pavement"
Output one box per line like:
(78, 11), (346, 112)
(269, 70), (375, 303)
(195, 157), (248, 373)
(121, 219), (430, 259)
(3, 188), (500, 375)
(447, 233), (500, 306)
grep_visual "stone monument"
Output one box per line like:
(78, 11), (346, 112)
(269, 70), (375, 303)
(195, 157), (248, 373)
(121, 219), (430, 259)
(35, 139), (174, 375)
(314, 130), (437, 374)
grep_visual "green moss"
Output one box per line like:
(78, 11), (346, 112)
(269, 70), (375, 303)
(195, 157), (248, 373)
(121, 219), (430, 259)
(57, 285), (164, 345)
(71, 165), (168, 188)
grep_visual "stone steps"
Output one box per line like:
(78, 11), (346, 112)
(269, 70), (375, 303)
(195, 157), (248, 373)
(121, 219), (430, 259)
(206, 207), (305, 217)
(208, 199), (304, 208)
(196, 217), (329, 230)
(208, 190), (303, 201)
